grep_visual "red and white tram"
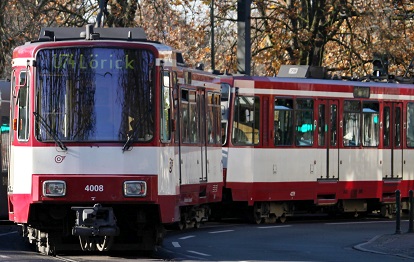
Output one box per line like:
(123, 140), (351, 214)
(220, 66), (414, 223)
(7, 25), (223, 254)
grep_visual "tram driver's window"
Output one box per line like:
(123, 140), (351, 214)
(362, 101), (379, 147)
(274, 98), (293, 146)
(343, 100), (361, 146)
(232, 95), (260, 145)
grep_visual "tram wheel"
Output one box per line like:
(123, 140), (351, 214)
(264, 214), (277, 224)
(278, 214), (287, 223)
(381, 205), (394, 219)
(254, 213), (263, 224)
(192, 219), (202, 229)
(79, 236), (96, 251)
(177, 220), (186, 231)
(96, 236), (114, 251)
(187, 220), (195, 228)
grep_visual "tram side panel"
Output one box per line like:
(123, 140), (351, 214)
(170, 83), (223, 227)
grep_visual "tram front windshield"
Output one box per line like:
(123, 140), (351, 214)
(35, 47), (155, 142)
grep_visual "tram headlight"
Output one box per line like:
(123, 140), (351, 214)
(123, 181), (147, 197)
(43, 180), (66, 197)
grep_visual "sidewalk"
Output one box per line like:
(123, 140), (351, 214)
(355, 232), (414, 259)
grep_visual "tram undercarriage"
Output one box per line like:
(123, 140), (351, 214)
(212, 196), (405, 225)
(250, 199), (406, 224)
(168, 204), (210, 230)
(20, 203), (165, 255)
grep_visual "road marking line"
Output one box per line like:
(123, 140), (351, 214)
(188, 250), (210, 256)
(0, 231), (18, 237)
(54, 256), (78, 262)
(179, 235), (195, 240)
(327, 220), (396, 225)
(0, 255), (10, 258)
(257, 225), (292, 229)
(208, 229), (234, 234)
(172, 241), (181, 248)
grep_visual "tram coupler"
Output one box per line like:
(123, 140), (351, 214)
(71, 203), (120, 237)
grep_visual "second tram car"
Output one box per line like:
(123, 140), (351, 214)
(220, 66), (414, 223)
(7, 25), (223, 254)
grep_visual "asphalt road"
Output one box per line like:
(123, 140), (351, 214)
(1, 217), (412, 261)
(158, 218), (413, 261)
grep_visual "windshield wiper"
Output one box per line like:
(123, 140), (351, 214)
(122, 120), (139, 153)
(122, 133), (134, 152)
(33, 112), (67, 151)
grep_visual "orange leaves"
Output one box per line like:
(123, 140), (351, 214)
(2, 0), (414, 78)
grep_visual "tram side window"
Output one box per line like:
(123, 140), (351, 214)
(330, 104), (338, 146)
(160, 71), (171, 143)
(343, 100), (361, 146)
(232, 96), (260, 145)
(189, 90), (198, 143)
(17, 71), (29, 141)
(181, 89), (198, 144)
(295, 99), (314, 146)
(214, 94), (221, 143)
(274, 98), (293, 146)
(362, 102), (379, 147)
(383, 107), (391, 147)
(180, 89), (190, 143)
(221, 83), (230, 145)
(207, 92), (221, 144)
(318, 104), (326, 146)
(395, 106), (402, 148)
(407, 103), (414, 147)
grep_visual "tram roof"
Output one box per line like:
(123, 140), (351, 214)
(232, 75), (414, 89)
(13, 25), (180, 64)
(37, 25), (148, 42)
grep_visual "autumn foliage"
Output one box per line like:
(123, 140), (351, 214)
(1, 0), (414, 78)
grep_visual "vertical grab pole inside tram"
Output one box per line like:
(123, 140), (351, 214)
(395, 190), (401, 234)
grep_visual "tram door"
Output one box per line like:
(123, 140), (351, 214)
(198, 90), (208, 182)
(382, 102), (403, 180)
(178, 87), (207, 187)
(316, 99), (339, 180)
